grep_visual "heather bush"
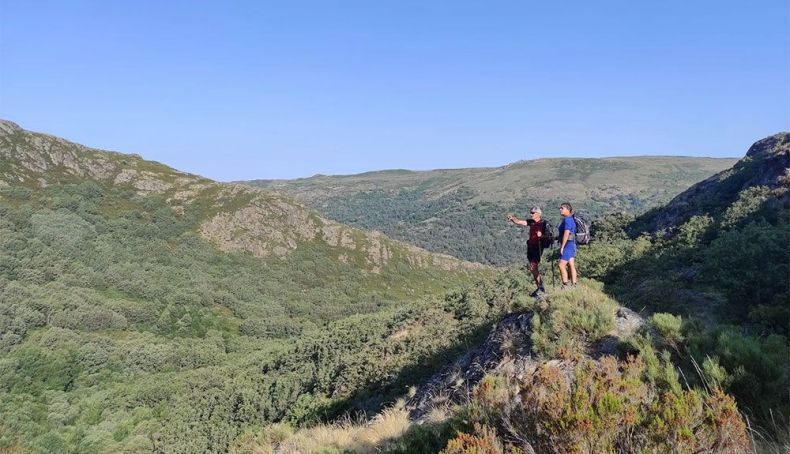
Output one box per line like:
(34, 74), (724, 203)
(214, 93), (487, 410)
(461, 356), (751, 453)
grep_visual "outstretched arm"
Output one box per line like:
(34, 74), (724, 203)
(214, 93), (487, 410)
(507, 214), (529, 226)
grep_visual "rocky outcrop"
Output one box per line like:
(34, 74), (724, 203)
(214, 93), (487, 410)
(406, 306), (646, 419)
(641, 132), (789, 233)
(0, 119), (205, 195)
(198, 189), (484, 272)
(199, 192), (320, 258)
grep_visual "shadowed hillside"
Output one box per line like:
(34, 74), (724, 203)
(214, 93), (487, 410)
(573, 132), (789, 448)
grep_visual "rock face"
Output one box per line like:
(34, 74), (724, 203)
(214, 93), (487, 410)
(0, 119), (484, 274)
(197, 188), (482, 272)
(745, 133), (790, 179)
(641, 132), (790, 233)
(0, 119), (206, 195)
(406, 306), (646, 419)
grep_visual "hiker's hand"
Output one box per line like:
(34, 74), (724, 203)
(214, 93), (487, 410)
(560, 247), (564, 255)
(537, 231), (542, 237)
(506, 213), (514, 222)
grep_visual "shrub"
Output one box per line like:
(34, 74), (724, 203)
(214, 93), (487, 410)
(457, 355), (751, 454)
(703, 221), (790, 326)
(31, 210), (95, 248)
(686, 326), (790, 420)
(530, 285), (615, 358)
(651, 313), (684, 345)
(440, 424), (502, 454)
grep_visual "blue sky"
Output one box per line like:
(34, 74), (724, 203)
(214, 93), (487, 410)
(1, 1), (788, 181)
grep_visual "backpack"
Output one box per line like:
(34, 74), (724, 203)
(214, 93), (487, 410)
(540, 219), (555, 248)
(572, 212), (591, 245)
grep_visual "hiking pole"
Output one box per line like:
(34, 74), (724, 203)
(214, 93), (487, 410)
(551, 242), (556, 288)
(538, 231), (544, 291)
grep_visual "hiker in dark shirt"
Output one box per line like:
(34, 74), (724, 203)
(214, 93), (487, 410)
(558, 202), (577, 289)
(507, 207), (546, 296)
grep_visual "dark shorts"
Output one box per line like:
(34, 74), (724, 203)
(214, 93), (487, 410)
(527, 245), (542, 264)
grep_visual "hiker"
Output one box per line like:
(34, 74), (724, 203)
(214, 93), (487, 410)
(507, 207), (547, 296)
(558, 202), (577, 289)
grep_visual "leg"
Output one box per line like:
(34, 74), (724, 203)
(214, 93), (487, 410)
(569, 258), (577, 284)
(527, 247), (544, 291)
(559, 259), (569, 284)
(529, 260), (542, 287)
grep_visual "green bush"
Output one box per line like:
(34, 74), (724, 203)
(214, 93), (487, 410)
(651, 313), (684, 345)
(530, 285), (615, 358)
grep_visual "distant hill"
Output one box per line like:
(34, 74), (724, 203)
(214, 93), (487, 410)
(243, 156), (736, 265)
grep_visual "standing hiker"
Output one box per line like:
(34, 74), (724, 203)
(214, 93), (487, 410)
(507, 207), (549, 296)
(558, 202), (578, 289)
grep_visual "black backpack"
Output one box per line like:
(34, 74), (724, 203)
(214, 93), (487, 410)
(573, 212), (591, 245)
(540, 219), (555, 248)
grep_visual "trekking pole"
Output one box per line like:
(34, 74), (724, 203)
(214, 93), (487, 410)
(538, 235), (543, 289)
(551, 241), (556, 288)
(541, 221), (555, 289)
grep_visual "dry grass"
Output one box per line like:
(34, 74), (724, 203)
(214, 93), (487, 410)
(233, 406), (412, 454)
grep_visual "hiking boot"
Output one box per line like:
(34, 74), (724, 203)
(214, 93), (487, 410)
(530, 288), (541, 297)
(560, 283), (569, 291)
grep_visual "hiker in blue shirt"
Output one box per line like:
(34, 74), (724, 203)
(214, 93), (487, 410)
(558, 202), (577, 289)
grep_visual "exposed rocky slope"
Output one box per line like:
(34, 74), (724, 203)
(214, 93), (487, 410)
(639, 132), (790, 233)
(0, 119), (483, 274)
(406, 303), (646, 419)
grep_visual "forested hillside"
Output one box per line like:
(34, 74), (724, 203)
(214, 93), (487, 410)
(0, 121), (784, 453)
(0, 120), (490, 453)
(244, 156), (735, 265)
(574, 132), (790, 447)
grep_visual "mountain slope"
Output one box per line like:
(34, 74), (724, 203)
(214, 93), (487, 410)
(0, 119), (481, 275)
(243, 133), (787, 453)
(244, 283), (752, 454)
(0, 120), (492, 453)
(242, 156), (735, 265)
(634, 132), (790, 233)
(572, 132), (790, 439)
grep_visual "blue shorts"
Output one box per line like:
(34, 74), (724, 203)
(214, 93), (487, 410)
(560, 242), (576, 261)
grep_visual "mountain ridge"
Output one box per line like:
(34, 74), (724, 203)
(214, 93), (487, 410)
(249, 155), (739, 183)
(0, 119), (483, 274)
(636, 131), (790, 233)
(242, 151), (737, 265)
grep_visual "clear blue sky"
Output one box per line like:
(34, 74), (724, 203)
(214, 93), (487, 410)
(1, 1), (788, 181)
